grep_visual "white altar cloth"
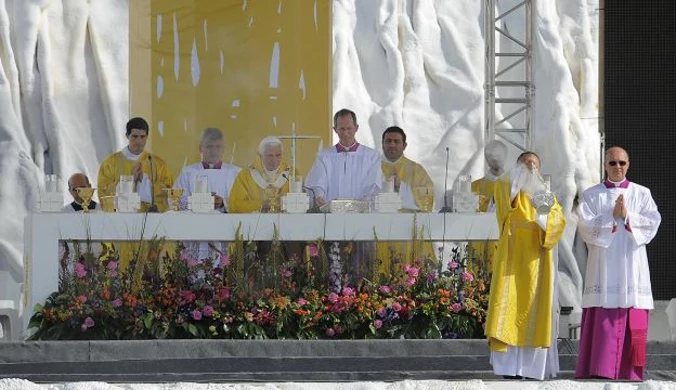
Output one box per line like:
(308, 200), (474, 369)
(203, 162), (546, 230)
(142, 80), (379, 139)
(22, 212), (498, 332)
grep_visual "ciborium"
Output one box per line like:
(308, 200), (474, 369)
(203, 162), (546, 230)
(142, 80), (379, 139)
(414, 186), (434, 213)
(264, 186), (281, 213)
(163, 188), (184, 212)
(76, 187), (96, 213)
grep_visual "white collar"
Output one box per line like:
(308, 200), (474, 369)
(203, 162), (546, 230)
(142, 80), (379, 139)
(121, 146), (143, 161)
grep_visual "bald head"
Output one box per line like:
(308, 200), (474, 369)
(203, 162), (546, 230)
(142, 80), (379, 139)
(604, 146), (630, 182)
(68, 173), (92, 202)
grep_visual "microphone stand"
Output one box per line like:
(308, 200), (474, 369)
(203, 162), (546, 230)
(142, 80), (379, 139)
(439, 147), (453, 213)
(147, 155), (159, 213)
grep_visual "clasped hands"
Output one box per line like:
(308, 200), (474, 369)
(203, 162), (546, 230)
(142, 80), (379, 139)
(613, 194), (627, 219)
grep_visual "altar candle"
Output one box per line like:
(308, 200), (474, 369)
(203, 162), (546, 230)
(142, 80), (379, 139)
(382, 180), (395, 193)
(119, 175), (133, 194)
(195, 175), (209, 194)
(290, 180), (303, 193)
(45, 175), (57, 193)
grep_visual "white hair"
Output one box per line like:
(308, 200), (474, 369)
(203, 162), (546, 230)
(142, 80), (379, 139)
(257, 136), (283, 155)
(200, 127), (224, 146)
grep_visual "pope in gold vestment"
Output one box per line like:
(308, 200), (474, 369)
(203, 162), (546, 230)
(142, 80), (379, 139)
(228, 158), (292, 213)
(484, 176), (565, 353)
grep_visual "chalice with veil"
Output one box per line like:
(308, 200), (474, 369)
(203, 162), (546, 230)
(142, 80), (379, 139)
(263, 186), (281, 213)
(163, 188), (185, 212)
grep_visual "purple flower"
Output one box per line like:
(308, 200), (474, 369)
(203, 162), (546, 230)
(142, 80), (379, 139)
(191, 310), (203, 321)
(203, 305), (214, 317)
(106, 261), (118, 271)
(379, 285), (392, 294)
(374, 319), (383, 329)
(180, 290), (196, 304)
(341, 287), (355, 296)
(325, 328), (335, 337)
(217, 288), (231, 300)
(308, 244), (319, 257)
(297, 297), (308, 306)
(328, 292), (339, 303)
(219, 253), (231, 267)
(461, 272), (474, 282)
(450, 302), (463, 313)
(81, 316), (95, 331)
(405, 266), (419, 278)
(112, 298), (123, 308)
(377, 307), (387, 318)
(405, 277), (416, 286)
(74, 262), (87, 278)
(281, 268), (293, 278)
(448, 260), (459, 270)
(426, 272), (436, 283)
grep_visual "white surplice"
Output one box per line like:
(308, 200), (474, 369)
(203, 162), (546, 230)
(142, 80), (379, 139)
(173, 162), (241, 262)
(577, 180), (661, 310)
(173, 162), (241, 212)
(305, 144), (383, 203)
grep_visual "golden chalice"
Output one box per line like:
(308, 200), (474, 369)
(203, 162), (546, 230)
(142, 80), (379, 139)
(263, 186), (281, 213)
(163, 188), (185, 212)
(76, 187), (96, 213)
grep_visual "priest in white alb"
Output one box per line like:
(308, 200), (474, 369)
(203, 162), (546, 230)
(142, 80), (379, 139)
(173, 127), (241, 212)
(575, 146), (661, 381)
(305, 108), (382, 208)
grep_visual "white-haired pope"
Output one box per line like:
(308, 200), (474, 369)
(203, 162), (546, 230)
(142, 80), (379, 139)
(228, 136), (294, 213)
(173, 127), (241, 212)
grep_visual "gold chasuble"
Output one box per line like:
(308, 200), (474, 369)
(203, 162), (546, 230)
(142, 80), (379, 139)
(485, 177), (565, 352)
(378, 157), (436, 274)
(228, 159), (292, 213)
(98, 150), (174, 212)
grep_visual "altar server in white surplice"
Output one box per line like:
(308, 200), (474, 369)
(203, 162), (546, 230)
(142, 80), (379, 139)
(173, 127), (241, 212)
(305, 108), (383, 208)
(173, 128), (241, 262)
(575, 146), (661, 381)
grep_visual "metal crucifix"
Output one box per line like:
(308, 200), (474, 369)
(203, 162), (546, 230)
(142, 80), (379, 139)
(276, 122), (323, 181)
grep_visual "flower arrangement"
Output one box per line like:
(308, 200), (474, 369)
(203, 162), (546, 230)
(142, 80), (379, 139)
(29, 231), (490, 340)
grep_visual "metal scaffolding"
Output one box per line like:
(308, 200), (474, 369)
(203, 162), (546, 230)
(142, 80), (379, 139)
(484, 0), (534, 152)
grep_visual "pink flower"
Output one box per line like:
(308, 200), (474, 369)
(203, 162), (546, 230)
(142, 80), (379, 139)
(203, 305), (214, 317)
(332, 303), (344, 313)
(187, 259), (199, 268)
(405, 277), (416, 286)
(377, 307), (387, 318)
(379, 285), (392, 294)
(112, 298), (122, 308)
(81, 316), (95, 331)
(77, 295), (88, 303)
(106, 261), (118, 271)
(109, 270), (118, 278)
(217, 288), (231, 301)
(308, 244), (319, 257)
(392, 302), (402, 312)
(191, 310), (202, 321)
(297, 297), (308, 306)
(461, 272), (474, 282)
(219, 253), (231, 267)
(448, 260), (459, 270)
(374, 319), (383, 329)
(405, 266), (419, 278)
(74, 262), (87, 278)
(325, 328), (335, 337)
(281, 268), (293, 278)
(328, 292), (339, 303)
(341, 287), (355, 297)
(451, 302), (463, 313)
(426, 272), (436, 283)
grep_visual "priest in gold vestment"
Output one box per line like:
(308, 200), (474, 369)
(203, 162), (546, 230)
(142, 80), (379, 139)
(98, 117), (174, 212)
(485, 152), (565, 380)
(377, 126), (435, 274)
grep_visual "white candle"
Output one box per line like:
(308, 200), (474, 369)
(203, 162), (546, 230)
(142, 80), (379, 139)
(195, 175), (209, 194)
(290, 180), (303, 193)
(382, 180), (394, 193)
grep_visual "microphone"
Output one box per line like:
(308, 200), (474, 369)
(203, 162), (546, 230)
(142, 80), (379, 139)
(439, 147), (452, 213)
(147, 155), (159, 213)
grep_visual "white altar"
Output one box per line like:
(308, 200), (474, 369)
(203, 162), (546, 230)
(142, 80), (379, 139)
(23, 212), (498, 331)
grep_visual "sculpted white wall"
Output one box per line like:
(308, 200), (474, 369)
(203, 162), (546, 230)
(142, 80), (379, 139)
(0, 0), (599, 311)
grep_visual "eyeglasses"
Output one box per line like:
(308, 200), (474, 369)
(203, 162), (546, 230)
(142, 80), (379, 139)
(608, 161), (627, 167)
